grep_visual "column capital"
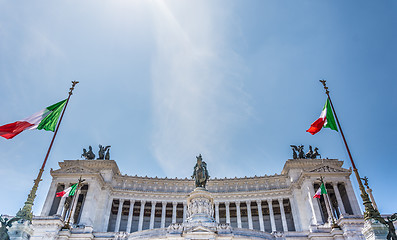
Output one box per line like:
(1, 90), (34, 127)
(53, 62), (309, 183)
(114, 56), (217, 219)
(246, 200), (251, 206)
(225, 201), (230, 206)
(235, 201), (241, 206)
(151, 200), (157, 205)
(278, 198), (284, 203)
(162, 201), (167, 205)
(141, 200), (146, 205)
(214, 202), (219, 206)
(119, 199), (125, 204)
(267, 199), (273, 204)
(130, 199), (135, 204)
(172, 201), (178, 206)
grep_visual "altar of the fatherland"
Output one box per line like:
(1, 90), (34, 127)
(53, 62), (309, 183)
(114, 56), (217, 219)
(8, 155), (371, 240)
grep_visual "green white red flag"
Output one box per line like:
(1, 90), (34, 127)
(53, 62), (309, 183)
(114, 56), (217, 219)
(56, 183), (78, 198)
(0, 99), (67, 139)
(307, 98), (338, 135)
(313, 183), (327, 199)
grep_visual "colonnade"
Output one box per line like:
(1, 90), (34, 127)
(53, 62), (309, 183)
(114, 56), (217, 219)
(215, 198), (296, 232)
(106, 200), (186, 232)
(106, 198), (296, 233)
(310, 181), (361, 224)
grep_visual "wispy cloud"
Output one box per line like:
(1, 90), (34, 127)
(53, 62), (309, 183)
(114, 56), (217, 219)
(150, 1), (251, 177)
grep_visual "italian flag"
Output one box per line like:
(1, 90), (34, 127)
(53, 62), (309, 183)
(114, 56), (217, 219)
(0, 99), (67, 139)
(306, 98), (338, 135)
(313, 183), (327, 199)
(56, 183), (78, 198)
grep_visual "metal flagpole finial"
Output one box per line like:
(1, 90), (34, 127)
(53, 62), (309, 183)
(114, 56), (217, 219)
(317, 176), (324, 183)
(319, 79), (329, 95)
(69, 81), (79, 95)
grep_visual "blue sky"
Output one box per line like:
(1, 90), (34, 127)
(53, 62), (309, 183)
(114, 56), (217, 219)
(0, 0), (396, 217)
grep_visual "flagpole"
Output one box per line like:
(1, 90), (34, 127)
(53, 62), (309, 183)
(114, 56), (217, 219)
(319, 80), (380, 220)
(16, 81), (79, 222)
(319, 176), (339, 228)
(63, 177), (85, 229)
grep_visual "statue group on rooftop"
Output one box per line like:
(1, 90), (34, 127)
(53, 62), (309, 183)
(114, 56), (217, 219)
(290, 145), (321, 159)
(81, 144), (111, 160)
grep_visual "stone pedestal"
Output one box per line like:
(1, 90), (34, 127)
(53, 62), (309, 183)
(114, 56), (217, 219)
(30, 216), (64, 240)
(362, 219), (388, 240)
(8, 220), (34, 240)
(186, 187), (215, 224)
(166, 187), (233, 239)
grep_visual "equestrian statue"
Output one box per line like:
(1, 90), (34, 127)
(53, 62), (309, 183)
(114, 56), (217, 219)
(191, 154), (210, 188)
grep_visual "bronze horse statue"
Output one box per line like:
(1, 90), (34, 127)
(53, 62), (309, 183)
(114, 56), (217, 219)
(192, 154), (209, 188)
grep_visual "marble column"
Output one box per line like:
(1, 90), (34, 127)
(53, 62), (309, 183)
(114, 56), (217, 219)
(172, 202), (177, 223)
(56, 195), (67, 216)
(247, 201), (253, 230)
(103, 197), (114, 232)
(183, 203), (187, 222)
(324, 193), (334, 223)
(138, 201), (146, 231)
(115, 199), (124, 232)
(69, 188), (81, 225)
(78, 181), (97, 226)
(344, 181), (362, 215)
(215, 202), (220, 223)
(333, 182), (346, 215)
(236, 201), (242, 228)
(309, 183), (324, 224)
(126, 200), (135, 233)
(289, 197), (300, 231)
(267, 199), (276, 232)
(278, 198), (288, 232)
(367, 188), (378, 211)
(256, 200), (265, 232)
(40, 181), (59, 216)
(225, 202), (231, 224)
(161, 201), (166, 228)
(150, 201), (156, 229)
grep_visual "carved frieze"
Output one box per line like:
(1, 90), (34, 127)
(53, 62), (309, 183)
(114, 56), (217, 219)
(309, 165), (349, 173)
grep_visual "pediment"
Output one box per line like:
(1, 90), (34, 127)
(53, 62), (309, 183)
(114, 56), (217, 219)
(51, 165), (96, 174)
(308, 164), (349, 173)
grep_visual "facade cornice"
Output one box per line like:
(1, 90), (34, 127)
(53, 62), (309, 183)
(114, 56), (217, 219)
(50, 159), (351, 197)
(50, 171), (108, 189)
(293, 169), (352, 188)
(57, 159), (121, 175)
(281, 158), (344, 175)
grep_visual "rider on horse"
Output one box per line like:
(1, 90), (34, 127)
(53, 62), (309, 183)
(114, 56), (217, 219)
(192, 154), (209, 188)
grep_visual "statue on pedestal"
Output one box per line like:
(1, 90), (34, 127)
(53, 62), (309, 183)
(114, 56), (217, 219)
(374, 213), (397, 240)
(192, 154), (209, 188)
(0, 216), (20, 240)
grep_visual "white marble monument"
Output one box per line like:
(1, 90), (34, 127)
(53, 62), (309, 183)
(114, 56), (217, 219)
(9, 157), (388, 239)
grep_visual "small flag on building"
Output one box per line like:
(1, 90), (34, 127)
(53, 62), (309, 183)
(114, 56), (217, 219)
(56, 183), (78, 198)
(0, 99), (67, 139)
(307, 98), (338, 135)
(313, 183), (327, 199)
